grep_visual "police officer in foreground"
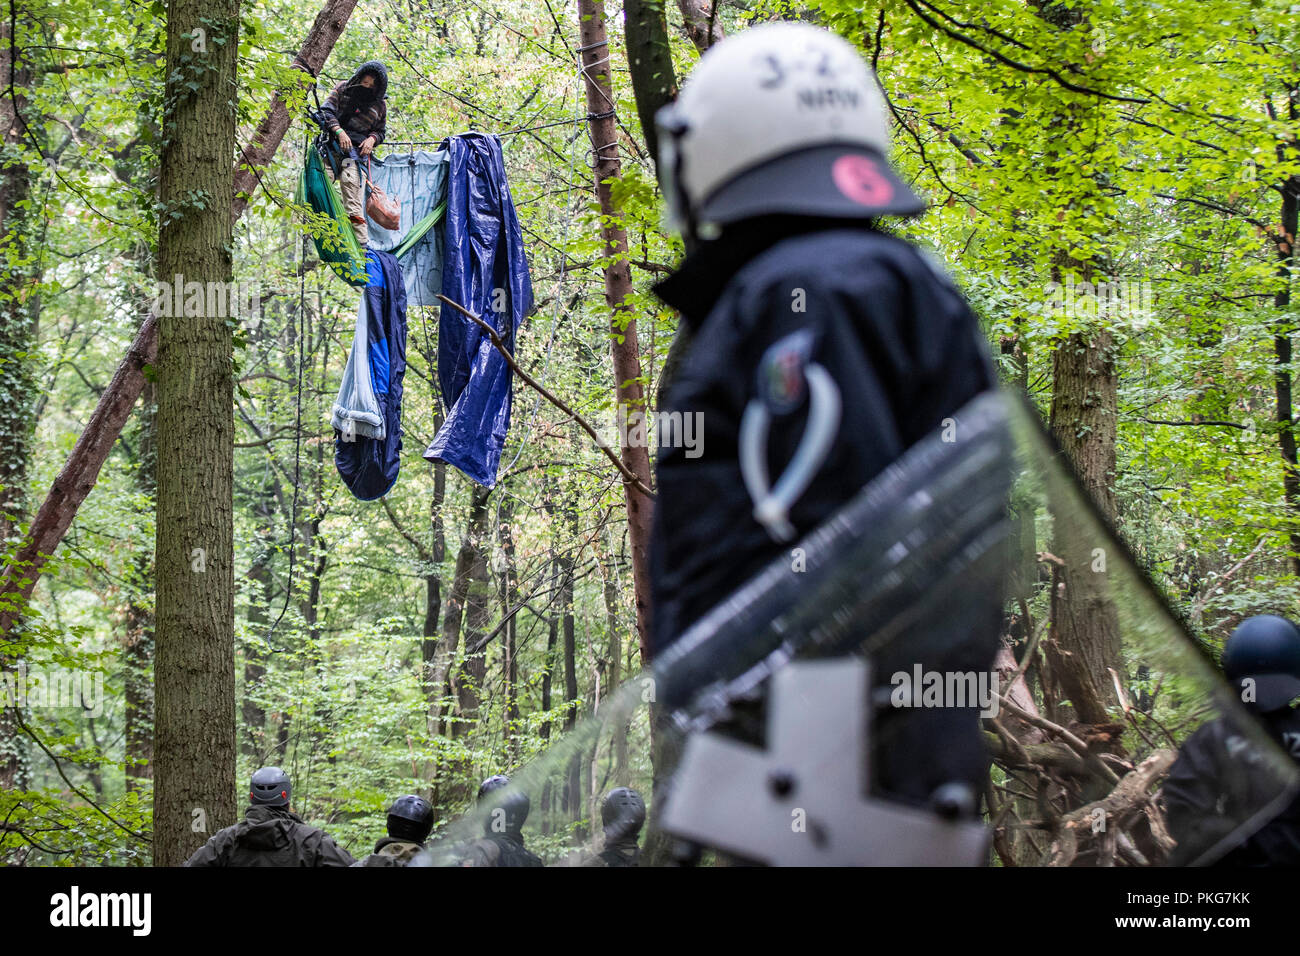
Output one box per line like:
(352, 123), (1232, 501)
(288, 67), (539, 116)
(352, 794), (434, 867)
(459, 775), (543, 867)
(592, 787), (645, 867)
(649, 23), (1000, 815)
(184, 766), (355, 867)
(1163, 615), (1300, 865)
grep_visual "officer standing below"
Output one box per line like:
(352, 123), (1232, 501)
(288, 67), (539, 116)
(459, 775), (543, 867)
(649, 23), (1001, 816)
(352, 794), (435, 867)
(1163, 615), (1300, 865)
(184, 767), (355, 867)
(592, 787), (645, 867)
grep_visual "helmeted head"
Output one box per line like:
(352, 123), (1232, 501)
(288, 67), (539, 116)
(477, 774), (530, 835)
(347, 60), (389, 100)
(386, 794), (434, 845)
(654, 22), (923, 240)
(249, 766), (291, 808)
(600, 787), (646, 843)
(1222, 615), (1300, 712)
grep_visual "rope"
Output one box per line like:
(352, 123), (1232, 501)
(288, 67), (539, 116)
(267, 222), (308, 637)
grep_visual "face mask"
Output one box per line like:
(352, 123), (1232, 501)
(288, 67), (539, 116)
(351, 79), (379, 102)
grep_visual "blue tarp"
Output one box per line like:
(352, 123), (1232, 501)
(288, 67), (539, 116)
(422, 132), (534, 488)
(334, 250), (408, 500)
(365, 149), (449, 307)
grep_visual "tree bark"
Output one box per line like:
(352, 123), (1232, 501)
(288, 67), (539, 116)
(577, 0), (655, 664)
(560, 500), (579, 814)
(1272, 89), (1300, 575)
(621, 0), (677, 162)
(1037, 0), (1124, 727)
(0, 6), (34, 793)
(598, 534), (629, 784)
(497, 495), (521, 761)
(241, 479), (275, 761)
(0, 11), (35, 551)
(420, 450), (446, 728)
(428, 487), (489, 738)
(675, 0), (722, 55)
(124, 382), (157, 790)
(1047, 328), (1123, 726)
(151, 0), (241, 867)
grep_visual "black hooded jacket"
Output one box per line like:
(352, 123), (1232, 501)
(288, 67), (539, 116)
(460, 832), (544, 867)
(1162, 707), (1300, 865)
(649, 217), (996, 655)
(319, 60), (389, 146)
(183, 805), (356, 867)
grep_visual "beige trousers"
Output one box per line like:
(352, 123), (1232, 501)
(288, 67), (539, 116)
(335, 157), (368, 248)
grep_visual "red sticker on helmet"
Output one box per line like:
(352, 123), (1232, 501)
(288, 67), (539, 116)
(831, 154), (894, 206)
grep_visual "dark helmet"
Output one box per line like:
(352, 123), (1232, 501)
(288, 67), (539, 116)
(1222, 615), (1300, 712)
(601, 787), (646, 841)
(477, 774), (529, 834)
(249, 766), (291, 807)
(386, 794), (434, 845)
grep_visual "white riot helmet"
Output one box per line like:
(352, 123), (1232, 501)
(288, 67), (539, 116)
(656, 22), (924, 238)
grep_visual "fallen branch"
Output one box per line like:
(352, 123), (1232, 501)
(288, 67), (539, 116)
(1042, 748), (1176, 866)
(436, 293), (656, 499)
(998, 693), (1121, 785)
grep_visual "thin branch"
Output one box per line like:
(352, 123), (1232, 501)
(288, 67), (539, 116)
(435, 294), (656, 499)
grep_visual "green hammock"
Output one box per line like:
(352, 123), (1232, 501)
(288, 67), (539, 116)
(297, 144), (447, 287)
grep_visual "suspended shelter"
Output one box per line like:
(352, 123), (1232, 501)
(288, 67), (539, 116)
(298, 132), (534, 498)
(296, 143), (447, 288)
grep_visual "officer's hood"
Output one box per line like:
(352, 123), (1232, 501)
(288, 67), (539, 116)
(653, 216), (883, 329)
(238, 805), (305, 851)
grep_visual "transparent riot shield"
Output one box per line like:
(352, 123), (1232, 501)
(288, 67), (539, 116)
(418, 388), (1300, 867)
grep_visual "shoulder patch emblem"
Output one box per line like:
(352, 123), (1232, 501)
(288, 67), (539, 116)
(758, 329), (816, 415)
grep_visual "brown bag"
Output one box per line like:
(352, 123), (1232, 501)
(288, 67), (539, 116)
(365, 158), (401, 231)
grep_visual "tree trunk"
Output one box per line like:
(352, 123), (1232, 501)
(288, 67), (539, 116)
(241, 479), (275, 761)
(541, 555), (559, 743)
(0, 11), (35, 551)
(498, 495), (521, 761)
(621, 0), (677, 162)
(577, 0), (655, 664)
(418, 397), (447, 743)
(0, 7), (34, 793)
(675, 0), (722, 54)
(151, 0), (241, 867)
(453, 533), (491, 733)
(1046, 327), (1123, 726)
(124, 382), (157, 790)
(560, 502), (579, 815)
(1037, 0), (1124, 728)
(598, 533), (629, 784)
(1272, 91), (1300, 575)
(428, 487), (489, 739)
